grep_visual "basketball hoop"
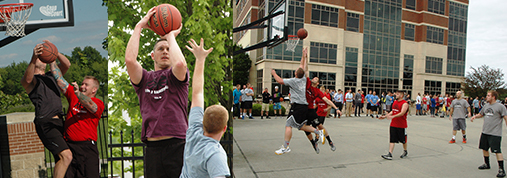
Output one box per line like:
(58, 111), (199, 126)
(0, 3), (33, 37)
(285, 35), (299, 52)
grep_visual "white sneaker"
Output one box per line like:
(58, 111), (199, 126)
(320, 129), (326, 144)
(275, 146), (291, 155)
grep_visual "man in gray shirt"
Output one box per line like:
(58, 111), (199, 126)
(271, 47), (324, 155)
(354, 90), (362, 117)
(241, 83), (254, 119)
(448, 91), (471, 144)
(471, 90), (507, 177)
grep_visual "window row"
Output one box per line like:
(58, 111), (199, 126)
(447, 59), (465, 77)
(426, 26), (444, 44)
(365, 1), (403, 21)
(428, 0), (445, 15)
(310, 42), (337, 64)
(424, 80), (442, 95)
(425, 56), (443, 74)
(311, 4), (339, 27)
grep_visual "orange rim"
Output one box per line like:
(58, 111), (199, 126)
(0, 3), (33, 23)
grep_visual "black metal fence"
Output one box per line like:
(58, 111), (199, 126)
(107, 130), (146, 178)
(44, 110), (109, 178)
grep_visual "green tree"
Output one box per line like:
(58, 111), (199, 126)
(107, 0), (233, 176)
(0, 61), (29, 95)
(233, 44), (251, 85)
(463, 65), (506, 98)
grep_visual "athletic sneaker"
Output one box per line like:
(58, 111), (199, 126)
(381, 152), (393, 160)
(241, 115), (245, 119)
(449, 139), (456, 144)
(330, 143), (336, 151)
(249, 116), (254, 119)
(261, 116), (264, 119)
(400, 151), (408, 158)
(319, 130), (325, 144)
(314, 142), (320, 154)
(462, 138), (467, 144)
(275, 146), (291, 155)
(498, 169), (506, 177)
(267, 116), (271, 119)
(371, 114), (374, 118)
(478, 163), (491, 170)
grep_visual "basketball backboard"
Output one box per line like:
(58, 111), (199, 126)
(0, 0), (73, 46)
(267, 0), (288, 48)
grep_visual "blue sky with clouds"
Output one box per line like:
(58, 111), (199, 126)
(0, 0), (107, 67)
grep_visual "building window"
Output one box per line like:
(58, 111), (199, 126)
(447, 59), (465, 76)
(425, 80), (442, 95)
(237, 12), (251, 41)
(266, 0), (305, 61)
(362, 0), (402, 94)
(425, 56), (443, 74)
(271, 69), (295, 96)
(447, 2), (467, 77)
(309, 72), (336, 90)
(310, 42), (337, 64)
(404, 24), (415, 41)
(256, 69), (263, 96)
(406, 0), (416, 10)
(446, 82), (462, 96)
(426, 26), (444, 44)
(403, 55), (414, 91)
(346, 12), (360, 32)
(428, 0), (445, 15)
(311, 4), (339, 28)
(345, 47), (358, 90)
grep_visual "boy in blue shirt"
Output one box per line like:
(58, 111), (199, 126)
(180, 39), (230, 178)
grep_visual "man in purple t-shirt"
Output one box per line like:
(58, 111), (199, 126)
(125, 7), (189, 178)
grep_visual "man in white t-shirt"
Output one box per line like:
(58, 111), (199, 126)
(416, 93), (422, 115)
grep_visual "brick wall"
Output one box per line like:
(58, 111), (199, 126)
(0, 113), (47, 178)
(8, 122), (45, 156)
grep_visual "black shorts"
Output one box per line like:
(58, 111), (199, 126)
(389, 127), (407, 144)
(65, 141), (99, 178)
(240, 101), (245, 109)
(306, 109), (319, 124)
(366, 104), (371, 110)
(34, 115), (68, 162)
(479, 133), (502, 153)
(145, 138), (185, 178)
(242, 101), (253, 109)
(371, 105), (377, 112)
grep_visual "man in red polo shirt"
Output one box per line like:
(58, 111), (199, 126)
(50, 62), (104, 177)
(379, 90), (409, 160)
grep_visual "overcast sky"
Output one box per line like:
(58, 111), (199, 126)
(466, 0), (506, 75)
(0, 0), (107, 67)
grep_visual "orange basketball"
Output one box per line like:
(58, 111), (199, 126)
(297, 28), (308, 39)
(280, 97), (284, 102)
(39, 41), (58, 63)
(149, 4), (182, 36)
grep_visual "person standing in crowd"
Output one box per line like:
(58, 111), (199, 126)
(261, 88), (271, 119)
(365, 90), (372, 117)
(346, 89), (354, 117)
(370, 91), (379, 118)
(355, 90), (363, 117)
(272, 86), (282, 119)
(430, 95), (437, 117)
(233, 84), (242, 120)
(386, 91), (393, 113)
(242, 83), (255, 119)
(334, 89), (344, 118)
(474, 96), (481, 115)
(471, 91), (507, 177)
(416, 93), (422, 116)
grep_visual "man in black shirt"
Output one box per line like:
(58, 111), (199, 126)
(20, 41), (72, 178)
(261, 88), (271, 119)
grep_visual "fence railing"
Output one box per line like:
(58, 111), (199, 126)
(107, 130), (146, 178)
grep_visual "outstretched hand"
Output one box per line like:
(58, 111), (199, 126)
(71, 82), (80, 94)
(33, 43), (43, 57)
(138, 7), (156, 31)
(186, 38), (213, 62)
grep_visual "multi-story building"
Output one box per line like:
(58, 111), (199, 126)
(234, 0), (468, 98)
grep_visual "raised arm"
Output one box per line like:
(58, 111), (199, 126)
(163, 24), (186, 81)
(271, 69), (284, 85)
(49, 61), (70, 93)
(301, 47), (309, 77)
(57, 53), (71, 75)
(187, 38), (213, 109)
(125, 7), (156, 85)
(21, 44), (43, 93)
(322, 97), (338, 109)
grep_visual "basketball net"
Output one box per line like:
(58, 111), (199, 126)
(285, 35), (299, 52)
(0, 3), (33, 37)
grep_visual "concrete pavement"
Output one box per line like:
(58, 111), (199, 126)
(233, 113), (507, 178)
